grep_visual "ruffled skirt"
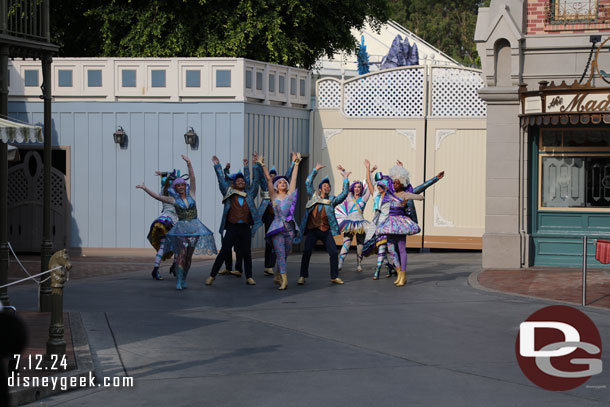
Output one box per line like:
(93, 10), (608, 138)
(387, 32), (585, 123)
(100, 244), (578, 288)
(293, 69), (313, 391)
(376, 215), (420, 236)
(147, 216), (175, 260)
(165, 219), (217, 256)
(339, 219), (372, 235)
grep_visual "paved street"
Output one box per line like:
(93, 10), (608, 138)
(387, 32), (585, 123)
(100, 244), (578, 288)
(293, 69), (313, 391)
(8, 251), (610, 407)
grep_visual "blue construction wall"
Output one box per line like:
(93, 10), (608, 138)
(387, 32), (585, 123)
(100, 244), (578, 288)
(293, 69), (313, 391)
(8, 101), (310, 251)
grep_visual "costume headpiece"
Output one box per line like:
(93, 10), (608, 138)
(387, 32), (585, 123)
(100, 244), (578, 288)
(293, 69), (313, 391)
(227, 171), (245, 182)
(171, 177), (187, 189)
(318, 177), (331, 190)
(161, 169), (180, 189)
(349, 180), (364, 195)
(389, 165), (411, 189)
(269, 166), (278, 176)
(272, 175), (290, 190)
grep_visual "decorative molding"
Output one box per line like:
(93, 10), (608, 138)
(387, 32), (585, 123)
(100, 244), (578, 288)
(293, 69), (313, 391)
(436, 129), (456, 150)
(396, 129), (416, 150)
(434, 205), (455, 228)
(322, 129), (343, 150)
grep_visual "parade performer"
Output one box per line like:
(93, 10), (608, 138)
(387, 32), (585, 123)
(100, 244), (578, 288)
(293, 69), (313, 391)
(255, 154), (297, 280)
(365, 162), (444, 279)
(206, 155), (261, 286)
(335, 161), (377, 272)
(295, 163), (350, 285)
(146, 170), (179, 280)
(259, 154), (301, 290)
(218, 163), (245, 278)
(137, 155), (217, 290)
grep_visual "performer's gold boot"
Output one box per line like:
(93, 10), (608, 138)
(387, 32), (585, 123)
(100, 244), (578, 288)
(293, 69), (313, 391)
(264, 267), (274, 276)
(205, 276), (215, 286)
(278, 274), (288, 290)
(246, 277), (256, 285)
(331, 278), (345, 285)
(297, 276), (306, 285)
(395, 270), (407, 287)
(273, 271), (281, 285)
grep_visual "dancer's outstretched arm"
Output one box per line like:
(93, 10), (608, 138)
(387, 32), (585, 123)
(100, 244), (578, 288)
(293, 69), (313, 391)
(333, 165), (351, 206)
(288, 152), (300, 194)
(364, 159), (375, 195)
(212, 156), (230, 196)
(136, 183), (174, 205)
(261, 161), (277, 201)
(182, 155), (195, 197)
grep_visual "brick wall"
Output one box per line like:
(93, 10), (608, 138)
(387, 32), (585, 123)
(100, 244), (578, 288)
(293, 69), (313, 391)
(527, 0), (610, 34)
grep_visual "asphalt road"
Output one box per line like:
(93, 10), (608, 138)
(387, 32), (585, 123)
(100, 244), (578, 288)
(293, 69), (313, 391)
(9, 251), (610, 407)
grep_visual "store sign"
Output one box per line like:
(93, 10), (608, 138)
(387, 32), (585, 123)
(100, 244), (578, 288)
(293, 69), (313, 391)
(548, 92), (610, 114)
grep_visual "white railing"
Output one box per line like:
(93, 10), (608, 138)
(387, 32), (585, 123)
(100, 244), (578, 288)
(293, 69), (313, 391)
(8, 58), (311, 107)
(316, 65), (486, 119)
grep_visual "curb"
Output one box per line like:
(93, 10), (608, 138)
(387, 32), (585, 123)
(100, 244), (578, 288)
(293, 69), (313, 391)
(467, 269), (610, 312)
(9, 312), (96, 406)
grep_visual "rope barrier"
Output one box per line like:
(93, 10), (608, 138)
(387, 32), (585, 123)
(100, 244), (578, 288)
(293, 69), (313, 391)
(0, 266), (62, 289)
(1, 241), (66, 289)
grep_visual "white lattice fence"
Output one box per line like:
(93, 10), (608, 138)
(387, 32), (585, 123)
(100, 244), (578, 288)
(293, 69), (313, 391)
(317, 79), (341, 108)
(343, 68), (425, 118)
(430, 68), (487, 118)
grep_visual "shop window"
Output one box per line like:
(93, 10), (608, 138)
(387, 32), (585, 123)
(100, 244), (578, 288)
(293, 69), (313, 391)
(269, 74), (275, 92)
(551, 0), (598, 23)
(58, 70), (73, 87)
(24, 70), (38, 87)
(539, 128), (610, 209)
(185, 70), (200, 87)
(151, 70), (166, 88)
(216, 70), (231, 87)
(122, 70), (137, 87)
(87, 69), (102, 87)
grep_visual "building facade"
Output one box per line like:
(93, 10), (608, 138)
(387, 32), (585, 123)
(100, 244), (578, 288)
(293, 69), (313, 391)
(7, 58), (311, 252)
(476, 0), (610, 268)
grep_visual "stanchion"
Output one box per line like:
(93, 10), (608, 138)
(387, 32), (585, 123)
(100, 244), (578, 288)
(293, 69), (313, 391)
(45, 250), (71, 358)
(582, 236), (587, 307)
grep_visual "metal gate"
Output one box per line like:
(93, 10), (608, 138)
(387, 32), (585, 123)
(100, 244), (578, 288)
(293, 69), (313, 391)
(7, 150), (67, 252)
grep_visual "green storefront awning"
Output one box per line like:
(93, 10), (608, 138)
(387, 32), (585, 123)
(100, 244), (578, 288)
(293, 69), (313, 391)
(0, 117), (43, 144)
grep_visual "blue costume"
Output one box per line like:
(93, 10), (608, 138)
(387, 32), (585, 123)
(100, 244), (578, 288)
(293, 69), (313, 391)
(164, 184), (217, 289)
(297, 168), (349, 281)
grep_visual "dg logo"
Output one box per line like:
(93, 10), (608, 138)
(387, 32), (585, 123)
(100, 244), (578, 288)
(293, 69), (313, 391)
(516, 305), (603, 391)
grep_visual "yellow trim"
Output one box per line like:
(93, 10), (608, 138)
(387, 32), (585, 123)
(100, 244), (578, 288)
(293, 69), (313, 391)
(538, 152), (610, 212)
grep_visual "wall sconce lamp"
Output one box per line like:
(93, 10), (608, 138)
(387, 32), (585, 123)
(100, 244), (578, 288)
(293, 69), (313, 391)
(184, 127), (198, 148)
(113, 126), (127, 147)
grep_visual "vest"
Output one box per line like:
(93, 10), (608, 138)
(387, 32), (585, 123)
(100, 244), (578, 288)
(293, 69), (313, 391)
(307, 205), (330, 232)
(227, 195), (252, 225)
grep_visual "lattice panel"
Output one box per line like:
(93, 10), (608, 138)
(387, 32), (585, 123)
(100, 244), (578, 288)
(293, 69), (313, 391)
(343, 68), (425, 118)
(317, 80), (341, 108)
(431, 68), (487, 118)
(7, 169), (28, 206)
(51, 172), (64, 208)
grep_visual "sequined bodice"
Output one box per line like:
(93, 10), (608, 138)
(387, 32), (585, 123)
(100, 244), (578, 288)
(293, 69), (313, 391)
(174, 197), (198, 221)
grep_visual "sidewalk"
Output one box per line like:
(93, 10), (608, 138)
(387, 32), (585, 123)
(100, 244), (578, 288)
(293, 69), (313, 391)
(474, 268), (610, 309)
